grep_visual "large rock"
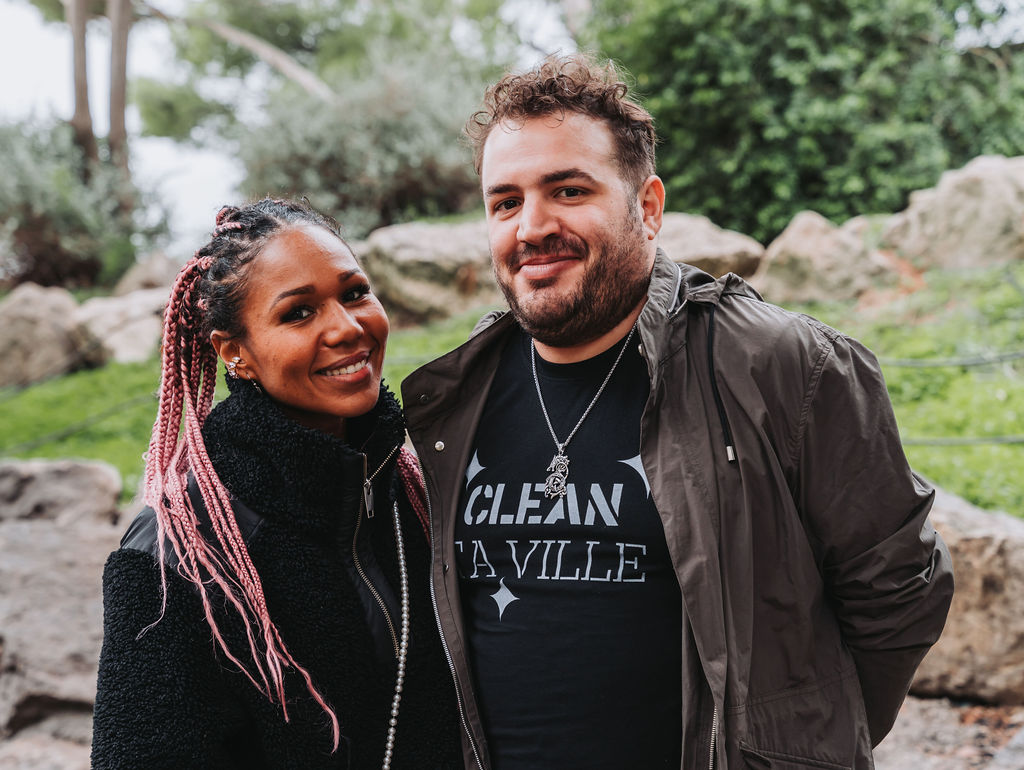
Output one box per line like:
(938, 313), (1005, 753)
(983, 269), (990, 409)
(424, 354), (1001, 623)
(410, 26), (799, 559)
(882, 155), (1024, 269)
(750, 211), (904, 304)
(357, 213), (765, 324)
(73, 287), (169, 364)
(0, 460), (123, 758)
(0, 725), (91, 770)
(357, 219), (500, 324)
(0, 284), (102, 389)
(658, 212), (764, 278)
(113, 250), (181, 296)
(0, 459), (121, 525)
(912, 488), (1024, 703)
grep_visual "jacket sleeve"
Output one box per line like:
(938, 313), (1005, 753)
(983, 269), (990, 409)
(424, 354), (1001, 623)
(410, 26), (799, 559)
(91, 548), (245, 769)
(791, 332), (954, 746)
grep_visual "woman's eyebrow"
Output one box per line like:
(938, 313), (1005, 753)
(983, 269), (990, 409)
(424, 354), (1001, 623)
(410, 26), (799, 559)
(270, 285), (314, 309)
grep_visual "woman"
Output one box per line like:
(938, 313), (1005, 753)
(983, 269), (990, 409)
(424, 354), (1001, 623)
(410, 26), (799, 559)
(91, 198), (461, 769)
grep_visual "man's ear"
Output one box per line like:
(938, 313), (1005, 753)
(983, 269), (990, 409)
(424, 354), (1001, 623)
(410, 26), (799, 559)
(638, 174), (666, 240)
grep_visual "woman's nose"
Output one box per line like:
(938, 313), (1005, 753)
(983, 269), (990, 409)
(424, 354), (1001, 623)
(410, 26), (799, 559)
(322, 302), (363, 345)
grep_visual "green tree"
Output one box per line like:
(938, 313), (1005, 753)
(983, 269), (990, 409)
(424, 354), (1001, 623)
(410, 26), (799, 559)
(238, 52), (487, 238)
(0, 120), (165, 287)
(133, 0), (522, 235)
(585, 0), (1024, 243)
(5, 0), (159, 287)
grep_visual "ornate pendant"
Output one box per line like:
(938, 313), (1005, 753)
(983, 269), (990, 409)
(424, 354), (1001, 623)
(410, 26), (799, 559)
(544, 452), (570, 499)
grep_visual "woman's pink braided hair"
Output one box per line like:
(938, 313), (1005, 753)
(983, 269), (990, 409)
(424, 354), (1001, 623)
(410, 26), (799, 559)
(142, 199), (346, 750)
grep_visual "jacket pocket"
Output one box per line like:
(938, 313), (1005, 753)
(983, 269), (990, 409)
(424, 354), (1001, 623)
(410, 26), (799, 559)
(730, 663), (868, 769)
(740, 742), (852, 770)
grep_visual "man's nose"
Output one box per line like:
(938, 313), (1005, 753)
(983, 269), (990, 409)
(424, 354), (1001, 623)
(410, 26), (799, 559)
(516, 198), (560, 244)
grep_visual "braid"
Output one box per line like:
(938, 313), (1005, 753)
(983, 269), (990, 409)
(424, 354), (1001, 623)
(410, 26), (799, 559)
(141, 198), (345, 750)
(398, 447), (431, 542)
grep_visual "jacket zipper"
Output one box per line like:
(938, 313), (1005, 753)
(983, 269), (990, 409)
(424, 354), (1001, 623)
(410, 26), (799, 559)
(708, 705), (718, 770)
(707, 305), (737, 463)
(352, 459), (399, 658)
(416, 453), (485, 770)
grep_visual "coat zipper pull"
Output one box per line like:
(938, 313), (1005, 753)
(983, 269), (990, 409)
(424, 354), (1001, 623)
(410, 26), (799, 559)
(363, 456), (375, 518)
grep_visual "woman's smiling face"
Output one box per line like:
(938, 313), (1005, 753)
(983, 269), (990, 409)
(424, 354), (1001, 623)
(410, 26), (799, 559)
(212, 224), (389, 437)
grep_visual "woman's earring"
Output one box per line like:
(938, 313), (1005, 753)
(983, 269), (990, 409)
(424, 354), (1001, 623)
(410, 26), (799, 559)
(246, 373), (263, 394)
(226, 356), (241, 379)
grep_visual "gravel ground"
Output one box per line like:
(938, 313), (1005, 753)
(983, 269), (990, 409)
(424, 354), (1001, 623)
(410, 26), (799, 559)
(875, 696), (1024, 769)
(1, 695), (1023, 768)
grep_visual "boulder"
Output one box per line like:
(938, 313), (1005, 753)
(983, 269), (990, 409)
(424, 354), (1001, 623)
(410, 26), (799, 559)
(357, 219), (500, 324)
(73, 287), (169, 364)
(658, 212), (764, 278)
(112, 251), (181, 296)
(882, 155), (1024, 269)
(0, 725), (91, 770)
(0, 459), (121, 525)
(356, 213), (766, 324)
(0, 284), (102, 389)
(912, 488), (1024, 704)
(750, 211), (903, 304)
(0, 460), (123, 755)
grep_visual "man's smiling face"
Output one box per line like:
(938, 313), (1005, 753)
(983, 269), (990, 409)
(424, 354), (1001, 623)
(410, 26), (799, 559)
(481, 112), (655, 348)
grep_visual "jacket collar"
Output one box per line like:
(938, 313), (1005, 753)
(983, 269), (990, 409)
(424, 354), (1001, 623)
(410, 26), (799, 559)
(201, 378), (406, 536)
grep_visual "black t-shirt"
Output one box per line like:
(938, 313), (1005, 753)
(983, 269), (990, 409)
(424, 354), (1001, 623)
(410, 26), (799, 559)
(455, 327), (683, 770)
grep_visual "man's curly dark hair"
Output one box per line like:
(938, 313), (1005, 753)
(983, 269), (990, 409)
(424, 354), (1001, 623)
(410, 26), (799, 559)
(465, 53), (658, 194)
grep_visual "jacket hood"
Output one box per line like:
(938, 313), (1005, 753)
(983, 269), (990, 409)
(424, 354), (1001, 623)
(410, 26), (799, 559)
(647, 248), (762, 315)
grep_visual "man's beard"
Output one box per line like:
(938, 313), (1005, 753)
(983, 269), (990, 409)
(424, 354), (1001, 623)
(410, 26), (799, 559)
(496, 212), (651, 348)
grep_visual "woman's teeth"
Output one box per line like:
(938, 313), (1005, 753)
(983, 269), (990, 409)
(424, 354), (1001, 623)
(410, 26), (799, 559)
(321, 359), (367, 376)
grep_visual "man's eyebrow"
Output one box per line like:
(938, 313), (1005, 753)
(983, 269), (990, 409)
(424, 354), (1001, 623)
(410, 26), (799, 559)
(484, 183), (518, 199)
(540, 168), (598, 186)
(484, 169), (599, 199)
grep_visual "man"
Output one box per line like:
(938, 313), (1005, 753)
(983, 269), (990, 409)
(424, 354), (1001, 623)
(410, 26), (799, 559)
(402, 54), (953, 770)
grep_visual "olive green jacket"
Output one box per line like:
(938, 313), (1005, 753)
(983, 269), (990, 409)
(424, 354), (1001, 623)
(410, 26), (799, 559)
(402, 249), (953, 770)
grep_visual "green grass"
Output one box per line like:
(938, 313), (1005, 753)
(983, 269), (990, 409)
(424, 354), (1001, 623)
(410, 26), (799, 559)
(2, 261), (1021, 518)
(0, 359), (162, 499)
(382, 307), (497, 389)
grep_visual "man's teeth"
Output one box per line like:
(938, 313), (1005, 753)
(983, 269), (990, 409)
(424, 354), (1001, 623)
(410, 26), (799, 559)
(321, 359), (367, 376)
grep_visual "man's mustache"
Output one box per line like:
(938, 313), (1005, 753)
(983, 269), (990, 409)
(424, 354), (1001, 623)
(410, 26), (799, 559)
(513, 235), (588, 266)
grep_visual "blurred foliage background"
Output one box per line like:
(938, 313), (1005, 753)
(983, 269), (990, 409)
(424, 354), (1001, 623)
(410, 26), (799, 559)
(0, 0), (1022, 514)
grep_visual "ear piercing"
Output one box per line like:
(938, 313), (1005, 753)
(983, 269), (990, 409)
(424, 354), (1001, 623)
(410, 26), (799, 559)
(226, 356), (241, 378)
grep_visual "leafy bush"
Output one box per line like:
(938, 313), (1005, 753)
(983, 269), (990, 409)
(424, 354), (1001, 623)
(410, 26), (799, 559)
(237, 52), (484, 239)
(585, 0), (1024, 243)
(0, 119), (166, 288)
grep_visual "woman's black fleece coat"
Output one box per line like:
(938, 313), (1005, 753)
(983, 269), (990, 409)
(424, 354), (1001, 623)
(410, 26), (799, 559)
(91, 380), (461, 769)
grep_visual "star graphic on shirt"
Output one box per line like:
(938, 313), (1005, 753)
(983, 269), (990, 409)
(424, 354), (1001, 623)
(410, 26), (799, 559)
(491, 578), (519, 621)
(619, 454), (651, 497)
(465, 451), (485, 485)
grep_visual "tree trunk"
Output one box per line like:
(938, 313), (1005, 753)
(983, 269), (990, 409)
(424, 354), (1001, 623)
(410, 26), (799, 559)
(107, 0), (131, 177)
(107, 0), (134, 216)
(142, 1), (337, 104)
(65, 0), (99, 172)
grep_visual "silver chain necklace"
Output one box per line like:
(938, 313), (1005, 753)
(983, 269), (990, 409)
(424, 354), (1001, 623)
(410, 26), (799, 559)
(381, 500), (409, 770)
(531, 323), (638, 499)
